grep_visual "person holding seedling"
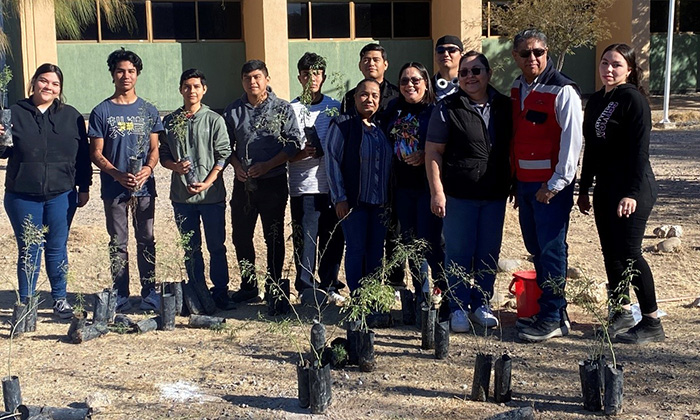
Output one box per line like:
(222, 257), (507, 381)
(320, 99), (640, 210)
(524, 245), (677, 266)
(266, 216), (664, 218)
(89, 48), (163, 313)
(578, 43), (665, 344)
(160, 68), (234, 311)
(1, 63), (91, 319)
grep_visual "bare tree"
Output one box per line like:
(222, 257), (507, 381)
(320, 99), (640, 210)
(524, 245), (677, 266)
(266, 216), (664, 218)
(490, 0), (615, 70)
(1, 0), (134, 56)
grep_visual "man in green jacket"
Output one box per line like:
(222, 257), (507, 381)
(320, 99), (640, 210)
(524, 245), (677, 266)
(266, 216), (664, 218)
(160, 68), (234, 311)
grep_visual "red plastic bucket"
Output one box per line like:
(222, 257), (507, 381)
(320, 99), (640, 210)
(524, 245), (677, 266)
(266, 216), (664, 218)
(508, 270), (542, 318)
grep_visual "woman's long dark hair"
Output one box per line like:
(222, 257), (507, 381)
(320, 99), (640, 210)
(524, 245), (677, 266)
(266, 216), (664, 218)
(602, 43), (647, 98)
(28, 63), (65, 107)
(397, 61), (435, 104)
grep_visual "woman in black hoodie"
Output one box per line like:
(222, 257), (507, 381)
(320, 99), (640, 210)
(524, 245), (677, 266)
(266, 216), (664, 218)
(1, 63), (91, 318)
(577, 44), (663, 344)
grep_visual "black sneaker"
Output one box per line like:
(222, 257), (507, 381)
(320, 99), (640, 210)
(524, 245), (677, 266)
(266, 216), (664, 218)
(516, 308), (571, 332)
(617, 316), (665, 344)
(230, 288), (260, 303)
(608, 309), (636, 338)
(213, 294), (237, 311)
(53, 298), (74, 319)
(518, 317), (568, 342)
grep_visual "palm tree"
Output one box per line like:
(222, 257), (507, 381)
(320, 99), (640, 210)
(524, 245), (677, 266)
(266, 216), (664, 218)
(0, 0), (134, 56)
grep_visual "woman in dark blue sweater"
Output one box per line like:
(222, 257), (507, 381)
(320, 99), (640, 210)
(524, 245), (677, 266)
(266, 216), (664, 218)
(1, 63), (91, 318)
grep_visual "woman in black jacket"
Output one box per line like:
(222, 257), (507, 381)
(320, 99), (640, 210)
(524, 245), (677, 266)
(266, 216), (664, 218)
(425, 51), (512, 332)
(577, 43), (663, 344)
(384, 62), (444, 302)
(1, 63), (91, 318)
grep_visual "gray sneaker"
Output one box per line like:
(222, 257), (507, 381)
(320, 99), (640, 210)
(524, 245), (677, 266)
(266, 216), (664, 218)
(140, 289), (160, 311)
(53, 298), (74, 319)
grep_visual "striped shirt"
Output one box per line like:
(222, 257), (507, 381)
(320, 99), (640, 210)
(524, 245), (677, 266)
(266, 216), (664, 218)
(289, 95), (340, 196)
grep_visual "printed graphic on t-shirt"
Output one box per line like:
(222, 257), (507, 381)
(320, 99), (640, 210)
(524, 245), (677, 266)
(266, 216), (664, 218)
(390, 113), (420, 160)
(106, 115), (150, 139)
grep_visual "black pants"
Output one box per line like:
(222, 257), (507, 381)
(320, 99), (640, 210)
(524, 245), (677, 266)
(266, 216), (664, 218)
(231, 175), (288, 291)
(593, 189), (658, 314)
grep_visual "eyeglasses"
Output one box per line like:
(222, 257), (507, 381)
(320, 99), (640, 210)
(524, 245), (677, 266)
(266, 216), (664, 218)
(458, 67), (487, 77)
(518, 48), (547, 58)
(399, 77), (424, 86)
(436, 46), (461, 55)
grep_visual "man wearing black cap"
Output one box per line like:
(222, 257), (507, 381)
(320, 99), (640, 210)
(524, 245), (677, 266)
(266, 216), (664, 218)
(433, 35), (464, 101)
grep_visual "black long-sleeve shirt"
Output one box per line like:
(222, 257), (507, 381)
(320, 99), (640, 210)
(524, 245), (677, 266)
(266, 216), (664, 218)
(580, 83), (655, 201)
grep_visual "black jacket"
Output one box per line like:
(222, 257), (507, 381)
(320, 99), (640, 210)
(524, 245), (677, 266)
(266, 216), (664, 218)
(2, 99), (91, 199)
(440, 87), (512, 200)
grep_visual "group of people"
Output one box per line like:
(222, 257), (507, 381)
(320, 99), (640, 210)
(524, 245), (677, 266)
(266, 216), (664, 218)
(1, 27), (664, 345)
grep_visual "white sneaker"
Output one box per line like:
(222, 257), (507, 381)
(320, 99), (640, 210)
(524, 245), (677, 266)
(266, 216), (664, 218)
(328, 291), (346, 305)
(469, 305), (499, 328)
(451, 310), (470, 333)
(140, 289), (160, 311)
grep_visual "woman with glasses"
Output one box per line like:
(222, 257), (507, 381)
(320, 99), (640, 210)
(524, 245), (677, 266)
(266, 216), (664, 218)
(577, 43), (664, 344)
(327, 79), (393, 292)
(425, 51), (512, 332)
(384, 62), (444, 304)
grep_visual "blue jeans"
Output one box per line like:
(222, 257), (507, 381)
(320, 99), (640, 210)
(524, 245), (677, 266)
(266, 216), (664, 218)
(4, 190), (75, 302)
(443, 196), (506, 313)
(172, 201), (229, 299)
(517, 181), (574, 321)
(341, 203), (388, 292)
(394, 187), (444, 293)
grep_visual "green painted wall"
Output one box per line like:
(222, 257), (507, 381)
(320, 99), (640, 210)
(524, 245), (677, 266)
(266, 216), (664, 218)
(287, 39), (433, 101)
(650, 33), (699, 93)
(482, 37), (596, 96)
(57, 42), (246, 114)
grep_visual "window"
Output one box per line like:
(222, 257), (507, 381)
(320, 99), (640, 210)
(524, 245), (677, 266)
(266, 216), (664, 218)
(646, 0), (700, 33)
(101, 1), (148, 41)
(312, 3), (351, 38)
(57, 0), (242, 42)
(288, 1), (431, 40)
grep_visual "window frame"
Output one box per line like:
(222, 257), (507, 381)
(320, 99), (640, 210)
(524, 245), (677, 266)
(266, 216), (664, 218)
(56, 0), (243, 44)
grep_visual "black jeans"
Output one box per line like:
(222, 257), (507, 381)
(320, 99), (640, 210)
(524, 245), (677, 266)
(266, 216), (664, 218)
(594, 189), (658, 314)
(231, 175), (288, 291)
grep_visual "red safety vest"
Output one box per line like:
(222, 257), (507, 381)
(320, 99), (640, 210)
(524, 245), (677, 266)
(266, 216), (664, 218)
(510, 83), (564, 182)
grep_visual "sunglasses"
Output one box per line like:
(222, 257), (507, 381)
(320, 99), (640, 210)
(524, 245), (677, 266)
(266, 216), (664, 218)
(518, 48), (547, 58)
(436, 46), (461, 54)
(458, 67), (487, 77)
(399, 77), (424, 86)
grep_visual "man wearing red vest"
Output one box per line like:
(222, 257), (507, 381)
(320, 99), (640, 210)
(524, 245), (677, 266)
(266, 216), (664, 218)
(510, 29), (583, 342)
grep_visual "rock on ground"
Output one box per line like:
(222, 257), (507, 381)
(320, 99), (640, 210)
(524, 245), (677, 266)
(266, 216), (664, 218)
(655, 237), (682, 253)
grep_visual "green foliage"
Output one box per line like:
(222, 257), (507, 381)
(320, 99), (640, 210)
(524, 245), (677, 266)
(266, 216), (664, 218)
(331, 343), (348, 364)
(167, 108), (194, 146)
(53, 0), (135, 41)
(342, 275), (395, 333)
(19, 215), (48, 304)
(489, 0), (615, 70)
(0, 65), (12, 96)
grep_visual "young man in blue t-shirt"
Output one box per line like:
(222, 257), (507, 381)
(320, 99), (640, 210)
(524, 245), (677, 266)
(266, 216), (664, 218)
(89, 49), (164, 312)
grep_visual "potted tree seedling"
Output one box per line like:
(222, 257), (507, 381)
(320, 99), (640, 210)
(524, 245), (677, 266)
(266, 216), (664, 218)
(568, 266), (634, 415)
(127, 102), (156, 179)
(166, 108), (198, 186)
(341, 274), (395, 372)
(0, 65), (13, 147)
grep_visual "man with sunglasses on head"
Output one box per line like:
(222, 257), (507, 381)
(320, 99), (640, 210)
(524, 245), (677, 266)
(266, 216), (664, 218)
(509, 29), (583, 342)
(432, 35), (463, 101)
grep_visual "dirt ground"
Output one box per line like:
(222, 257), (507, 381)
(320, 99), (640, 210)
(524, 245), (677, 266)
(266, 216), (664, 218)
(1, 106), (699, 419)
